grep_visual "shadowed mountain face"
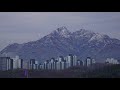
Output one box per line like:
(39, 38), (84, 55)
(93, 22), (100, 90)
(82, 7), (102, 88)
(0, 26), (120, 63)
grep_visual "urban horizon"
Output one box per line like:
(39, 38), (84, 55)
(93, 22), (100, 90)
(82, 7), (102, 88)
(0, 54), (119, 71)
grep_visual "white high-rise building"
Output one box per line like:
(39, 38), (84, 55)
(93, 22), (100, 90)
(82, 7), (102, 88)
(12, 56), (23, 69)
(50, 58), (56, 70)
(56, 56), (62, 70)
(13, 59), (17, 69)
(85, 57), (92, 67)
(29, 59), (35, 70)
(56, 61), (60, 70)
(92, 59), (96, 64)
(47, 61), (51, 70)
(64, 54), (74, 68)
(7, 58), (12, 70)
(43, 60), (49, 70)
(73, 55), (77, 66)
(35, 61), (39, 69)
(67, 55), (73, 67)
(61, 60), (66, 70)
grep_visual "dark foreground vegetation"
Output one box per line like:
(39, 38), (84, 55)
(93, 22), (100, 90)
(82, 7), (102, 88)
(0, 64), (120, 78)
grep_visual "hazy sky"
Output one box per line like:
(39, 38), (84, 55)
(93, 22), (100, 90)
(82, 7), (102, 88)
(0, 12), (120, 51)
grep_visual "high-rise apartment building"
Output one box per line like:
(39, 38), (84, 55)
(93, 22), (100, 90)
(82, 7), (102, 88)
(0, 57), (12, 71)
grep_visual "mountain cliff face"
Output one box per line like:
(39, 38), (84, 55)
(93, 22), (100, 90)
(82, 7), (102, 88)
(0, 26), (120, 62)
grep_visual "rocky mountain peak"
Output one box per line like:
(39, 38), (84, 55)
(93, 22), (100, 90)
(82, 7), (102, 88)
(50, 26), (71, 38)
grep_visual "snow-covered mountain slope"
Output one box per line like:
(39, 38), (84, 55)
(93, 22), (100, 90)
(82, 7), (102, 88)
(0, 26), (120, 62)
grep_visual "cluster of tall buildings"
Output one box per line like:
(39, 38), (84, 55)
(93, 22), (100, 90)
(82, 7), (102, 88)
(0, 54), (96, 71)
(0, 56), (38, 71)
(39, 54), (96, 70)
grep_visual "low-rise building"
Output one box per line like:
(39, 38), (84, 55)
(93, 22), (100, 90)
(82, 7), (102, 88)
(77, 59), (83, 66)
(105, 58), (119, 64)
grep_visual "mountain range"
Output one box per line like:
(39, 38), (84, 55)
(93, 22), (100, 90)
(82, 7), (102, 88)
(0, 26), (120, 63)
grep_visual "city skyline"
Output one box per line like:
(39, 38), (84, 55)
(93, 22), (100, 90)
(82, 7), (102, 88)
(0, 53), (120, 78)
(0, 54), (97, 71)
(0, 53), (119, 71)
(0, 12), (120, 51)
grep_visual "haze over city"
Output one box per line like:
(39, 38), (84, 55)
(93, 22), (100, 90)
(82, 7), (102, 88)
(0, 12), (120, 51)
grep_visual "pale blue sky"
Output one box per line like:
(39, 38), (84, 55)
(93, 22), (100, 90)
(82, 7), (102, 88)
(0, 12), (120, 51)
